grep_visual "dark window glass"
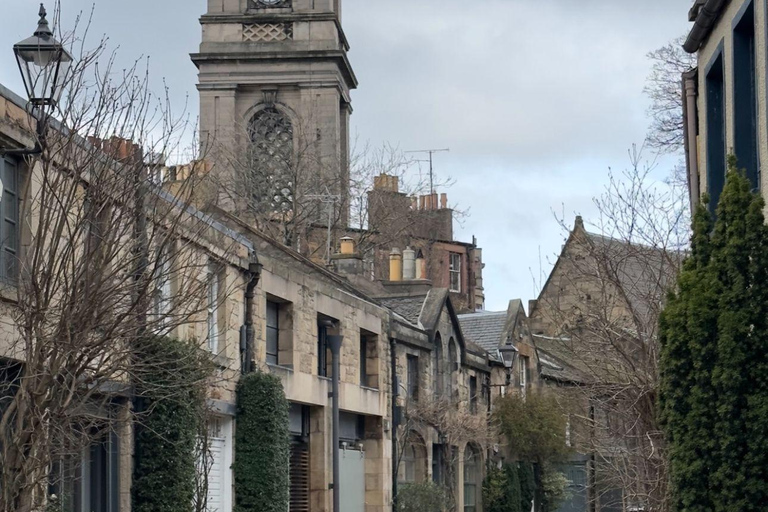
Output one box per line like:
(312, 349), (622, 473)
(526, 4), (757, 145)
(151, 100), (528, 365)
(734, 2), (759, 189)
(706, 52), (726, 214)
(317, 318), (329, 377)
(267, 300), (279, 365)
(1, 157), (19, 283)
(433, 333), (443, 398)
(432, 444), (443, 485)
(360, 331), (368, 386)
(469, 376), (477, 414)
(407, 355), (419, 401)
(464, 446), (478, 512)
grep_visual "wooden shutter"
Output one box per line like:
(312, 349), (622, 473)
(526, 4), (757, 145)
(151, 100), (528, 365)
(290, 442), (310, 512)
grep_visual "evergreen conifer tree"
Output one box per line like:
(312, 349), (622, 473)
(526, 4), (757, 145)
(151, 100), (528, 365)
(660, 158), (768, 511)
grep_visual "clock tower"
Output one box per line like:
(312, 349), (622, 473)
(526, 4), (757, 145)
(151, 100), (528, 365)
(191, 0), (357, 215)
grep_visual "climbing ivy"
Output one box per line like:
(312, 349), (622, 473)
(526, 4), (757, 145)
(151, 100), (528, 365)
(233, 371), (290, 512)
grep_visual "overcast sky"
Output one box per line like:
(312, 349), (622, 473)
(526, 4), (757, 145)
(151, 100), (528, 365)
(0, 0), (692, 311)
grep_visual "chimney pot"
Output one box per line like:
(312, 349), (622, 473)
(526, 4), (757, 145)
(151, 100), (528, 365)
(389, 248), (403, 282)
(340, 236), (355, 255)
(440, 193), (447, 209)
(403, 246), (416, 280)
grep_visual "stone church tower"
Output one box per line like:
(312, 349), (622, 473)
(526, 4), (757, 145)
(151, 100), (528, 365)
(191, 0), (357, 216)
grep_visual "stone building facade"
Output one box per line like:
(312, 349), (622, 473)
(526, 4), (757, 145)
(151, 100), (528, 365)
(528, 217), (679, 512)
(0, 80), (394, 512)
(682, 0), (768, 212)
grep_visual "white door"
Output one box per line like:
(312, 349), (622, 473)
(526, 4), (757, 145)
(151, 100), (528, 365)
(207, 436), (225, 511)
(204, 417), (232, 512)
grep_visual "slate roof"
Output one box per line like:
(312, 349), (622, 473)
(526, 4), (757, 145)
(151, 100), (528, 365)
(533, 334), (590, 384)
(378, 296), (427, 325)
(457, 310), (507, 353)
(584, 230), (681, 331)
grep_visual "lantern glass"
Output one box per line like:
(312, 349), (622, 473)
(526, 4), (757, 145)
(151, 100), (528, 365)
(13, 5), (73, 106)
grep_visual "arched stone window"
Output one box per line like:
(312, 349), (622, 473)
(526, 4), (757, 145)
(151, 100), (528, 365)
(399, 435), (427, 484)
(247, 106), (294, 213)
(433, 332), (443, 398)
(449, 338), (458, 372)
(463, 445), (480, 512)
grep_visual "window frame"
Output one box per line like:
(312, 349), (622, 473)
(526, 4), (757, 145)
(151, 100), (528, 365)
(266, 299), (280, 365)
(406, 354), (419, 402)
(449, 252), (462, 293)
(463, 446), (479, 512)
(0, 156), (20, 284)
(359, 330), (369, 387)
(207, 261), (222, 354)
(519, 355), (530, 390)
(469, 376), (478, 414)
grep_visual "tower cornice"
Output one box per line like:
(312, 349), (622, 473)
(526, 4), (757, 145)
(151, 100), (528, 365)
(191, 49), (358, 90)
(199, 12), (350, 51)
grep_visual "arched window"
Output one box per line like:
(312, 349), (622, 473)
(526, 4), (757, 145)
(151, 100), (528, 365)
(399, 436), (426, 484)
(433, 333), (443, 398)
(247, 107), (294, 213)
(449, 338), (458, 372)
(400, 443), (416, 484)
(463, 445), (479, 512)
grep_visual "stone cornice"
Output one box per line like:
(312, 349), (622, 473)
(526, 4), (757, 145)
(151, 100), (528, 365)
(199, 12), (350, 51)
(190, 49), (358, 89)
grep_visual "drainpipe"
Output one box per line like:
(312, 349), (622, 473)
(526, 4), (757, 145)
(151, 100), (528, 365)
(684, 74), (700, 212)
(390, 336), (399, 509)
(326, 325), (344, 512)
(242, 257), (262, 375)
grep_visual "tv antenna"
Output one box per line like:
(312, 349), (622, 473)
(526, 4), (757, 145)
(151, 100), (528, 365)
(405, 148), (450, 194)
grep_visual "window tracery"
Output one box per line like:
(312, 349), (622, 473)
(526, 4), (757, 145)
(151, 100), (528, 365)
(247, 107), (294, 214)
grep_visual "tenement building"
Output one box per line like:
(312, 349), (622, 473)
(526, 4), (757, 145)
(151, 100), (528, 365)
(0, 2), (507, 512)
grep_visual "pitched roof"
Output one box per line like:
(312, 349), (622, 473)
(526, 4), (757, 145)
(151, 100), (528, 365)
(583, 229), (681, 331)
(378, 295), (427, 325)
(457, 310), (507, 353)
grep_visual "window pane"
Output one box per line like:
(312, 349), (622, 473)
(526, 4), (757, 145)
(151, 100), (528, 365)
(267, 326), (279, 364)
(267, 301), (279, 328)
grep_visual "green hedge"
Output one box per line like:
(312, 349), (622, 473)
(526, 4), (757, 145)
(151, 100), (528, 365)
(234, 371), (290, 512)
(132, 336), (213, 512)
(483, 462), (524, 512)
(397, 482), (446, 512)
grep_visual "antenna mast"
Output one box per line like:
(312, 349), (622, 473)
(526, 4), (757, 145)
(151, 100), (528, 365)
(405, 148), (450, 194)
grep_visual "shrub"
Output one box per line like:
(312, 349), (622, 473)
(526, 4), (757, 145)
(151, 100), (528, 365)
(540, 464), (570, 512)
(397, 482), (447, 512)
(494, 393), (571, 464)
(132, 336), (213, 512)
(518, 461), (535, 512)
(234, 371), (290, 512)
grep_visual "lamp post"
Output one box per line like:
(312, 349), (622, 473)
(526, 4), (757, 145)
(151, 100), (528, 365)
(6, 4), (72, 156)
(324, 324), (344, 512)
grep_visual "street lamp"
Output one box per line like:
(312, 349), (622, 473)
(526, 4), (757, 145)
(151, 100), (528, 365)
(4, 4), (72, 158)
(13, 4), (72, 107)
(498, 345), (519, 385)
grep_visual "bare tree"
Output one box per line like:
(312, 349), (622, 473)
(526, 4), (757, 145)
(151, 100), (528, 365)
(396, 394), (497, 511)
(644, 35), (697, 154)
(0, 10), (238, 511)
(534, 148), (689, 512)
(210, 106), (461, 267)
